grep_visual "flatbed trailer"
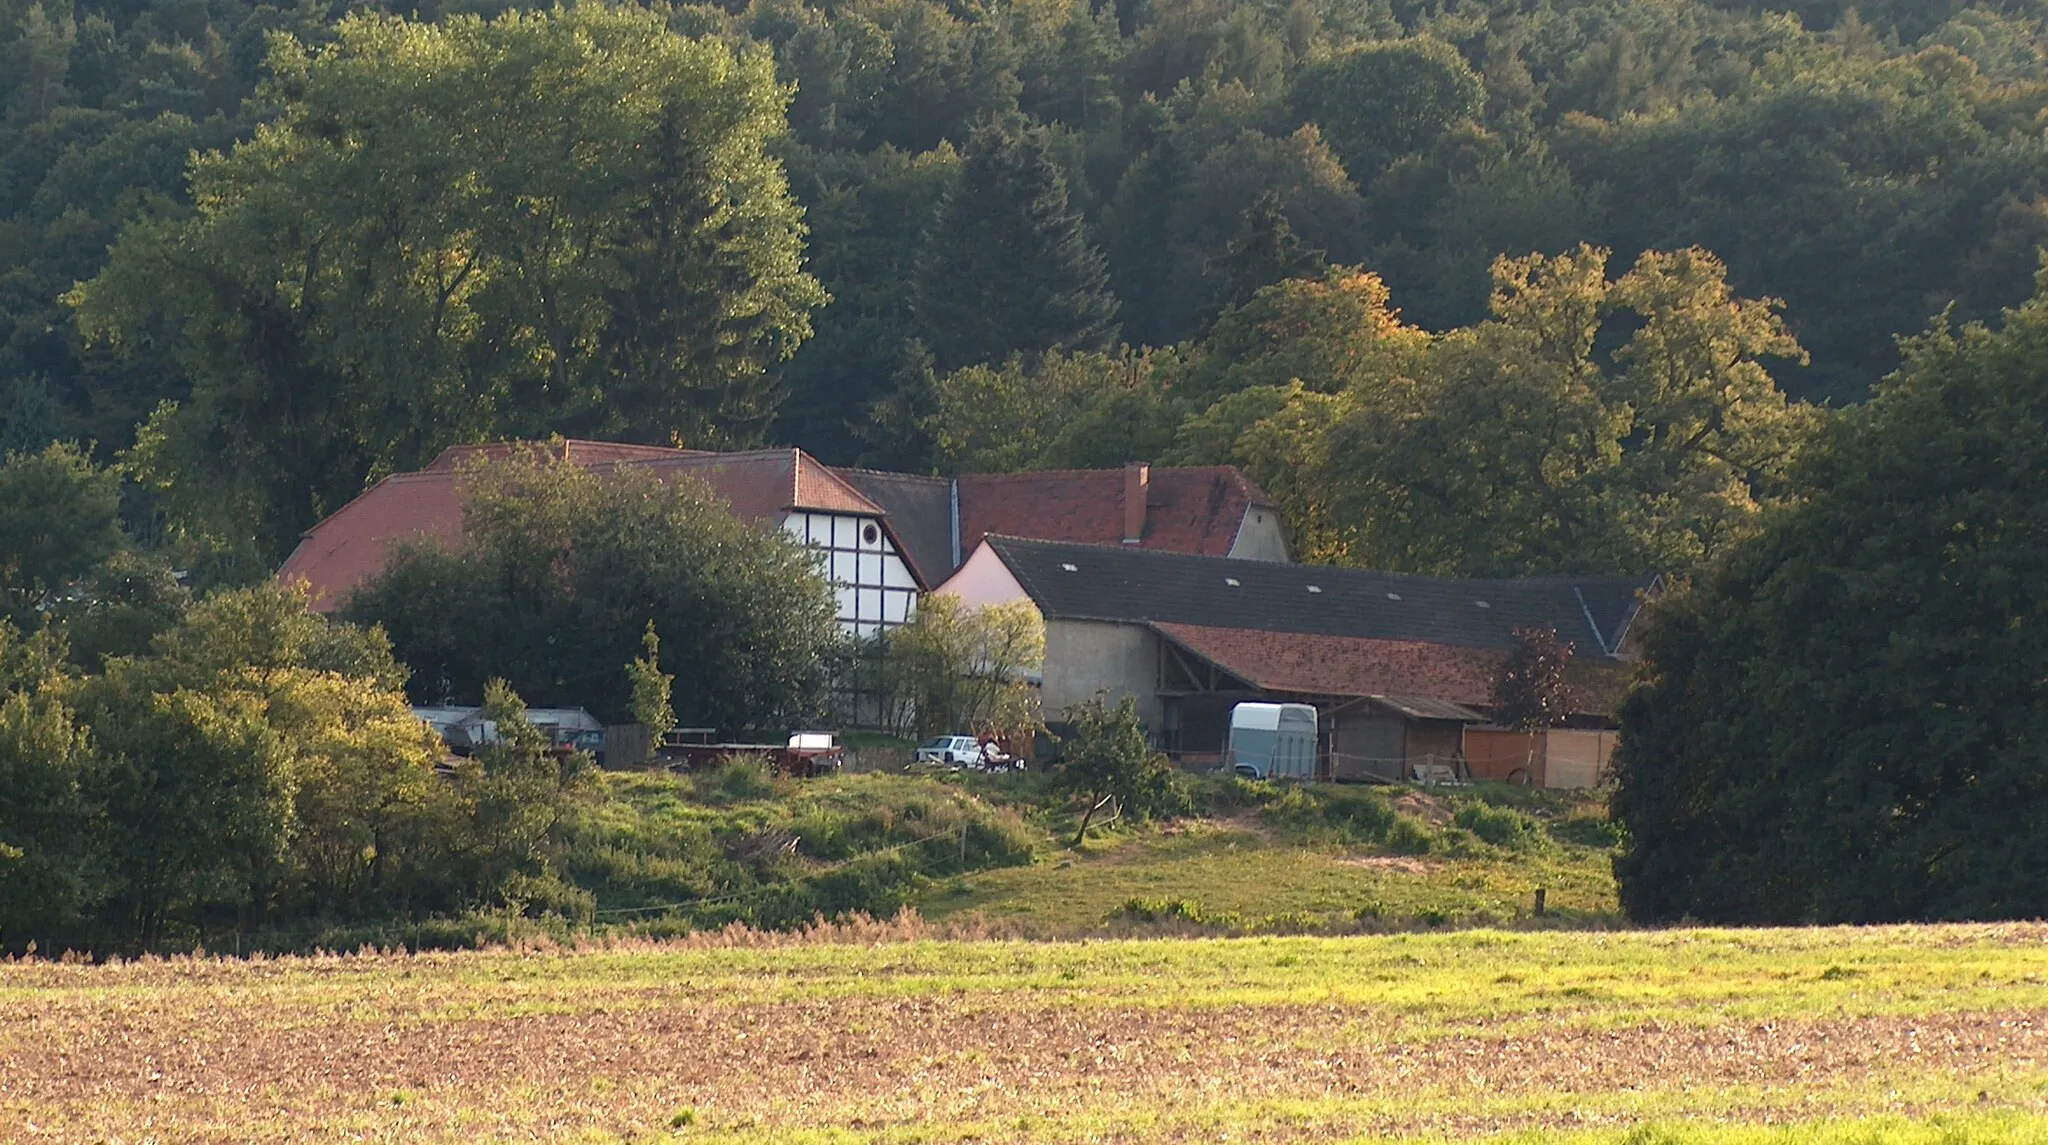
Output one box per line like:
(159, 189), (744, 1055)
(661, 731), (844, 778)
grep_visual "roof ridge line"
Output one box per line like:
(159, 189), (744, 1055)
(830, 464), (949, 480)
(958, 464), (1246, 480)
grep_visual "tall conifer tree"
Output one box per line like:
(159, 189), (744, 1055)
(914, 122), (1119, 371)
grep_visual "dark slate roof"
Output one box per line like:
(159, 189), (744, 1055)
(986, 536), (1654, 656)
(833, 468), (954, 589)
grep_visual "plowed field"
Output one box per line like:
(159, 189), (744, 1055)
(4, 922), (2046, 1143)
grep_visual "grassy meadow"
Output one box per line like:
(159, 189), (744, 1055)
(917, 813), (1619, 932)
(3, 922), (2045, 1142)
(557, 768), (1626, 941)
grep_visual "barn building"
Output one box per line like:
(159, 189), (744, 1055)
(937, 535), (1654, 783)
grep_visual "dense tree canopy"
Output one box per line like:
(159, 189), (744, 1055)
(934, 247), (1814, 577)
(0, 0), (2044, 585)
(1304, 246), (1817, 575)
(913, 121), (1119, 371)
(343, 451), (841, 733)
(1611, 271), (2048, 924)
(1286, 36), (1485, 176)
(12, 0), (2048, 519)
(69, 6), (823, 559)
(0, 441), (121, 622)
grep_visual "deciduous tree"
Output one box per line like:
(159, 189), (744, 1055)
(1057, 692), (1182, 843)
(1613, 274), (2048, 923)
(1492, 625), (1574, 730)
(628, 623), (678, 744)
(0, 442), (121, 624)
(1309, 246), (1816, 576)
(345, 451), (840, 733)
(72, 6), (824, 560)
(884, 594), (1044, 742)
(1287, 37), (1484, 177)
(0, 623), (97, 942)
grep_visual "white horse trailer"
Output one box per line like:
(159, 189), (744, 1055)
(1226, 702), (1317, 780)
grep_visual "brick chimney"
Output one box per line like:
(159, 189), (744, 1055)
(1122, 461), (1150, 545)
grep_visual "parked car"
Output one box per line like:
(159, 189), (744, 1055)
(914, 735), (1012, 768)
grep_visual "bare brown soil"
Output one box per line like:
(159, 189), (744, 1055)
(2, 958), (2040, 1143)
(1391, 791), (1453, 826)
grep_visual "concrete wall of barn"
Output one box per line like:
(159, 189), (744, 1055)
(1043, 620), (1162, 730)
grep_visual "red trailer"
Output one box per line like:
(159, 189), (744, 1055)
(662, 730), (845, 778)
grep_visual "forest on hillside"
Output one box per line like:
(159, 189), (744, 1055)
(8, 0), (2048, 573)
(7, 0), (2048, 942)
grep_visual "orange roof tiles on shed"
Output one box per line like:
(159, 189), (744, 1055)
(1152, 622), (1503, 706)
(955, 466), (1271, 558)
(1151, 622), (1627, 718)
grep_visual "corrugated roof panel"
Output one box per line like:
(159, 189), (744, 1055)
(1371, 695), (1491, 722)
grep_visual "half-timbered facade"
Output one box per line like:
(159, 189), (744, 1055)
(781, 510), (919, 637)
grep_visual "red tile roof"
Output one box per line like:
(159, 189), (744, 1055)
(956, 466), (1272, 559)
(278, 444), (881, 612)
(634, 450), (883, 518)
(278, 472), (469, 614)
(1152, 622), (1630, 717)
(1154, 622), (1502, 705)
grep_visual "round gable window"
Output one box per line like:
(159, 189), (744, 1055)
(862, 522), (880, 545)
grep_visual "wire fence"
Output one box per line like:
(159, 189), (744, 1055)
(1323, 752), (1473, 784)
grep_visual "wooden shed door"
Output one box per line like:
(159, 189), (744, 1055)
(1333, 718), (1405, 782)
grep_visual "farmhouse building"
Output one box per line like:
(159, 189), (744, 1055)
(937, 536), (1654, 783)
(280, 441), (923, 638)
(277, 441), (1286, 640)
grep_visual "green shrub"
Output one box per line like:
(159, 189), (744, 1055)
(1550, 814), (1624, 849)
(691, 756), (783, 803)
(1115, 896), (1203, 922)
(1386, 815), (1436, 855)
(561, 771), (1038, 933)
(1259, 784), (1401, 845)
(1110, 897), (1246, 929)
(1452, 802), (1547, 851)
(497, 871), (598, 923)
(1205, 775), (1282, 813)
